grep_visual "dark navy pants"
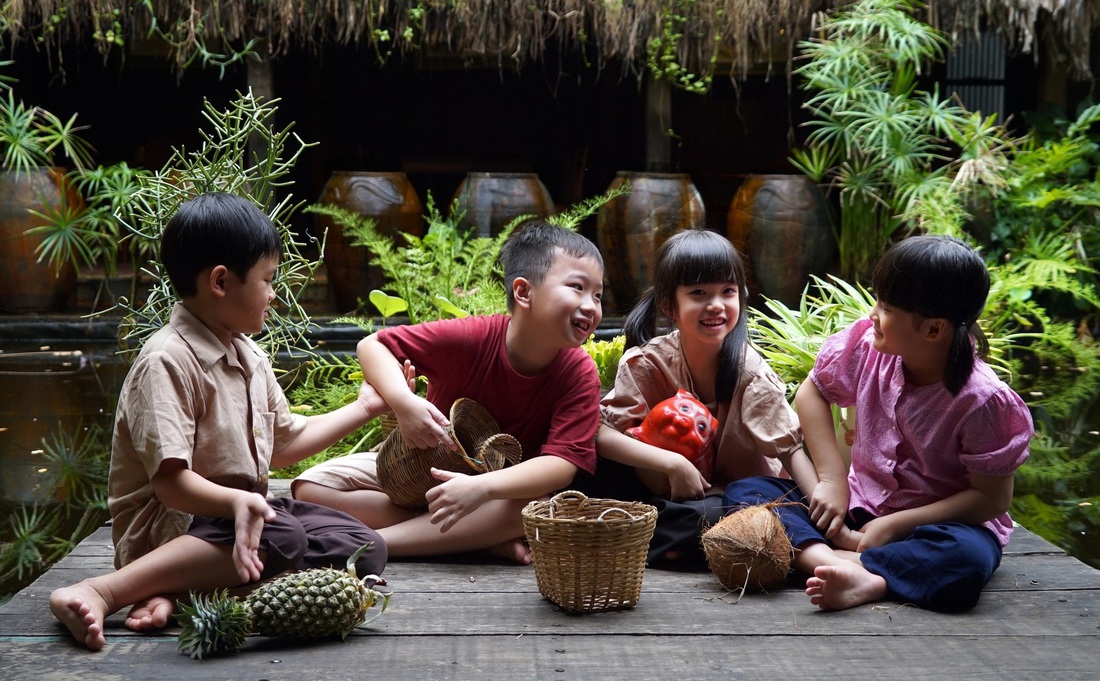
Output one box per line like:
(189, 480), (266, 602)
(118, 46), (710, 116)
(722, 476), (1002, 611)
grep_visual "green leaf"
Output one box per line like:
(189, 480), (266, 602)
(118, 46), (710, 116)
(369, 289), (408, 318)
(432, 295), (470, 318)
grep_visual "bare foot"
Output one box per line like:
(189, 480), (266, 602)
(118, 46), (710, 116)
(125, 595), (176, 631)
(485, 538), (531, 565)
(49, 581), (112, 651)
(805, 563), (887, 611)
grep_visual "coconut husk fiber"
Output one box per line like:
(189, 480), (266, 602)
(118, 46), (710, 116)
(702, 503), (793, 592)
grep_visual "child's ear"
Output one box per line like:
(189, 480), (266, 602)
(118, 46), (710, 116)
(206, 265), (229, 298)
(512, 276), (532, 309)
(924, 317), (949, 341)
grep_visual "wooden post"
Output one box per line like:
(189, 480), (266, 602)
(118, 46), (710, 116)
(246, 41), (274, 164)
(645, 74), (672, 172)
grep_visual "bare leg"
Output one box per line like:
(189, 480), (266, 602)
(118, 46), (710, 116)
(49, 535), (250, 651)
(294, 480), (417, 529)
(805, 563), (888, 610)
(379, 498), (530, 562)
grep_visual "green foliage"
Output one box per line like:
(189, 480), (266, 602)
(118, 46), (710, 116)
(309, 181), (629, 324)
(275, 354), (387, 479)
(0, 423), (111, 595)
(582, 334), (626, 391)
(977, 101), (1100, 315)
(111, 91), (321, 359)
(28, 162), (156, 295)
(791, 0), (1011, 281)
(646, 2), (719, 94)
(748, 276), (877, 400)
(0, 75), (93, 175)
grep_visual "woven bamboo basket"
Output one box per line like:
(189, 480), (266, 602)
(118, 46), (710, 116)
(376, 398), (522, 509)
(522, 490), (657, 614)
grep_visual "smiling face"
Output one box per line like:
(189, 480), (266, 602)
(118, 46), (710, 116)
(525, 248), (604, 348)
(669, 281), (740, 346)
(869, 298), (925, 358)
(222, 255), (279, 336)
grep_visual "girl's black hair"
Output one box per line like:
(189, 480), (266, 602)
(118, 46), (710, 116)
(871, 234), (990, 395)
(161, 193), (280, 298)
(623, 229), (749, 403)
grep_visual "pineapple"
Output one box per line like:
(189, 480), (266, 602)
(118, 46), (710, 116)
(176, 543), (390, 659)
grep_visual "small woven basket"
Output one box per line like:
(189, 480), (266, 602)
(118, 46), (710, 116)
(522, 490), (657, 614)
(377, 398), (522, 509)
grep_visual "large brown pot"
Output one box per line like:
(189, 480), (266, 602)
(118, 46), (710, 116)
(596, 172), (706, 313)
(451, 172), (554, 238)
(315, 171), (424, 313)
(727, 174), (835, 308)
(0, 168), (78, 313)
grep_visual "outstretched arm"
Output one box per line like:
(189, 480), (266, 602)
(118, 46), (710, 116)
(358, 333), (454, 450)
(794, 379), (850, 539)
(272, 359), (417, 468)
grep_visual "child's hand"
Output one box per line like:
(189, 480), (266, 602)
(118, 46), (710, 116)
(855, 514), (908, 551)
(666, 455), (711, 502)
(424, 468), (488, 532)
(231, 492), (276, 583)
(357, 359), (418, 419)
(808, 479), (849, 539)
(394, 395), (455, 451)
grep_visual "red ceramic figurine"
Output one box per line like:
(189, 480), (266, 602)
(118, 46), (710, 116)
(627, 389), (719, 480)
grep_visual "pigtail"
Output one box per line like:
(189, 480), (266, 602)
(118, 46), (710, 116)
(943, 323), (976, 395)
(943, 321), (989, 395)
(623, 289), (660, 349)
(715, 317), (747, 403)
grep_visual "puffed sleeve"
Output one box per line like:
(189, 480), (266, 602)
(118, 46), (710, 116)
(959, 386), (1033, 476)
(810, 318), (875, 408)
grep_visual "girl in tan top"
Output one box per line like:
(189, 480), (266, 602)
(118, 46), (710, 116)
(594, 230), (818, 566)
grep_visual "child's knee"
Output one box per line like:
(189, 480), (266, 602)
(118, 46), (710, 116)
(259, 518), (309, 578)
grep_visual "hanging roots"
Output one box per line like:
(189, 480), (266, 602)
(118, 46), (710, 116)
(702, 502), (793, 593)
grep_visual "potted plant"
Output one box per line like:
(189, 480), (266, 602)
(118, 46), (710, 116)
(0, 63), (94, 312)
(28, 161), (157, 311)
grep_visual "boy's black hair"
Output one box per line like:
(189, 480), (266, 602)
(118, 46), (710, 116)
(499, 219), (604, 311)
(872, 234), (990, 396)
(160, 193), (281, 298)
(623, 229), (750, 403)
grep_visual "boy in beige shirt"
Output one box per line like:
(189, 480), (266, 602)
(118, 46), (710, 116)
(50, 193), (397, 651)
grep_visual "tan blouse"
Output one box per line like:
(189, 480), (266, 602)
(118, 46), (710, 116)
(108, 304), (307, 568)
(600, 330), (802, 488)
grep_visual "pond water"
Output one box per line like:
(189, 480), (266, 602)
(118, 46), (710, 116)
(2, 339), (1098, 601)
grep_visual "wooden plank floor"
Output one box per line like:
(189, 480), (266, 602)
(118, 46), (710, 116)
(3, 491), (1099, 680)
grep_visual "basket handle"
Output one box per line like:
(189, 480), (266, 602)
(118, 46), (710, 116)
(596, 507), (640, 524)
(546, 490), (589, 520)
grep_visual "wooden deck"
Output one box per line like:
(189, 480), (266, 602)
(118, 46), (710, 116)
(3, 494), (1100, 680)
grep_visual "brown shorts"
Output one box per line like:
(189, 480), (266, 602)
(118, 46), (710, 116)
(187, 497), (387, 580)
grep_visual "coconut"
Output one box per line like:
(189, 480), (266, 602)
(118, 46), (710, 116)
(702, 504), (793, 592)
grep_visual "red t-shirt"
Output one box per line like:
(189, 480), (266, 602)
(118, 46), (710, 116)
(377, 315), (601, 474)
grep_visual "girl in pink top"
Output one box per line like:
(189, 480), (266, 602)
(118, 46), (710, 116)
(725, 235), (1032, 611)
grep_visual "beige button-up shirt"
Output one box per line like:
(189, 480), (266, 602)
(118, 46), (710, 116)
(108, 304), (307, 568)
(600, 330), (802, 490)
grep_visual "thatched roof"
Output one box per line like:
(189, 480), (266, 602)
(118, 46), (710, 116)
(3, 1), (1097, 80)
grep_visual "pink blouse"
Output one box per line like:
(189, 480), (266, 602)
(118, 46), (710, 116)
(810, 319), (1033, 546)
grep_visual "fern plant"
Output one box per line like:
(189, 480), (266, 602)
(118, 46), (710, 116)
(308, 182), (630, 324)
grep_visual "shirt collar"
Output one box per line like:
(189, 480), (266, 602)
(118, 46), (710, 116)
(169, 303), (268, 374)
